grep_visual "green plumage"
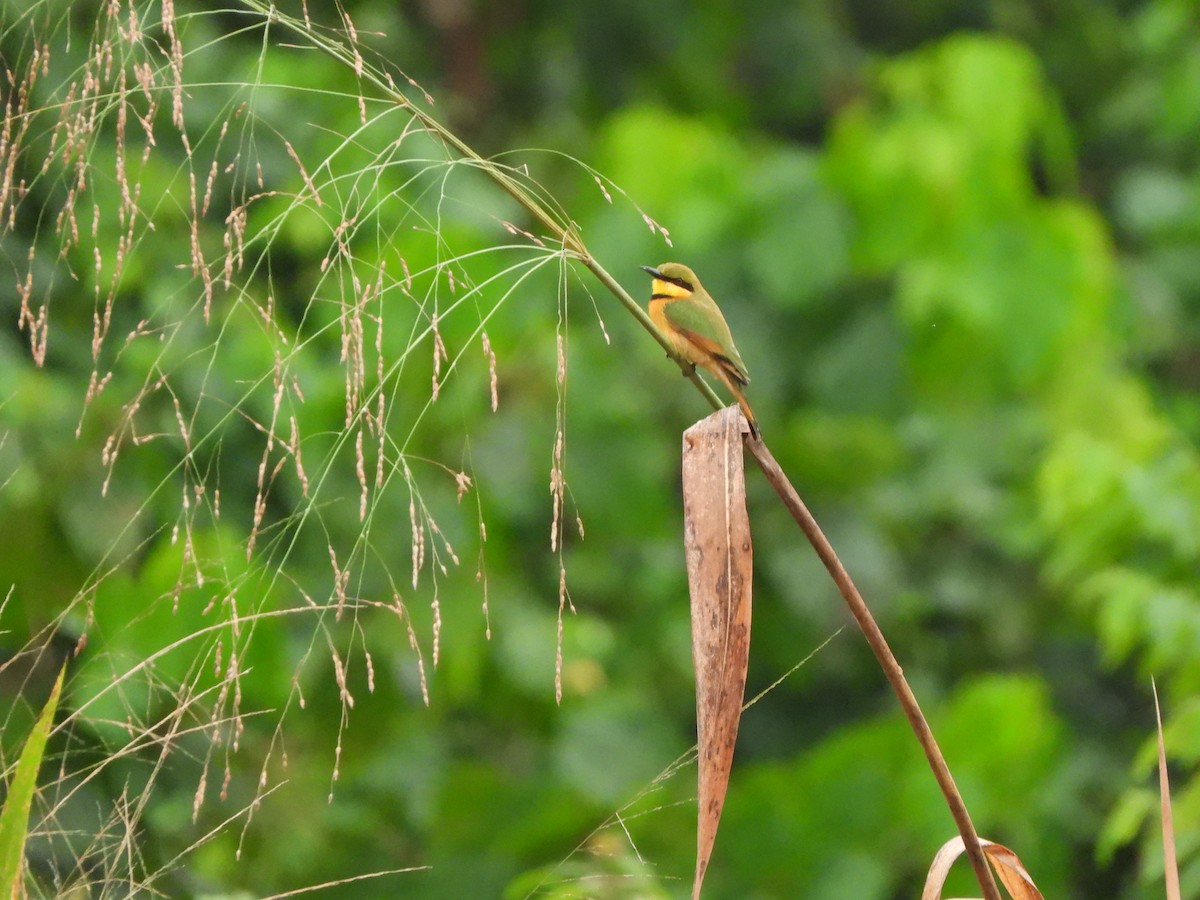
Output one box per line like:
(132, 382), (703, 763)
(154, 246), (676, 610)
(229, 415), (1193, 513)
(662, 295), (751, 385)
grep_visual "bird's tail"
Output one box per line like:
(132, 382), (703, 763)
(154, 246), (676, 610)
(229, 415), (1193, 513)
(729, 382), (759, 438)
(715, 363), (759, 438)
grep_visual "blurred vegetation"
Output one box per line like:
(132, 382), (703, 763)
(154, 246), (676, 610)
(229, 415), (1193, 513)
(2, 0), (1200, 897)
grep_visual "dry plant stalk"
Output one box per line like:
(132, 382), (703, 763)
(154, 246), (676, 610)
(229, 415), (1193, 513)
(746, 434), (1001, 900)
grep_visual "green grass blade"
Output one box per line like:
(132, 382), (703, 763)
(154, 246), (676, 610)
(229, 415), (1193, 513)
(0, 665), (65, 896)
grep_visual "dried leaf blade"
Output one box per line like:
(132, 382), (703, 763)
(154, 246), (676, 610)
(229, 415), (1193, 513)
(922, 836), (1044, 900)
(682, 406), (753, 899)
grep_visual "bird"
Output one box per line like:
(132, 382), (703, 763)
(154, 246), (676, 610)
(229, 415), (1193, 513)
(641, 262), (758, 436)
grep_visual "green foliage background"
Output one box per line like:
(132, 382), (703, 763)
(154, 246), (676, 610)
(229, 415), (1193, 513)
(2, 0), (1200, 897)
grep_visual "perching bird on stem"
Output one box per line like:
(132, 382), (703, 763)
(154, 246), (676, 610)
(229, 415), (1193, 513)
(642, 263), (758, 437)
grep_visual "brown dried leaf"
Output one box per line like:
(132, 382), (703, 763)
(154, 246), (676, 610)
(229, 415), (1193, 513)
(682, 406), (753, 900)
(923, 836), (1043, 900)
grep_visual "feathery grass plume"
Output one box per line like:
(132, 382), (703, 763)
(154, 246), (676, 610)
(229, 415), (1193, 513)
(1, 3), (609, 893)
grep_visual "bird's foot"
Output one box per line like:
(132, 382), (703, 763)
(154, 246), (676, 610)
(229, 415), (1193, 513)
(679, 362), (696, 377)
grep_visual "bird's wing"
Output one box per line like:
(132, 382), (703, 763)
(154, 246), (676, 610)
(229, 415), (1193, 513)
(662, 296), (750, 384)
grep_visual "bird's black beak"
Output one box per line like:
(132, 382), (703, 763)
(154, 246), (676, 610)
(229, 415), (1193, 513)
(640, 265), (663, 279)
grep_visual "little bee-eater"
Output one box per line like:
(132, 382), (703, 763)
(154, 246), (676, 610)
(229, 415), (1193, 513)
(641, 262), (758, 436)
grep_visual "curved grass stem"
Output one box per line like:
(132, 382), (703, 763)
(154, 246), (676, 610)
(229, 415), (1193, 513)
(253, 7), (1003, 897)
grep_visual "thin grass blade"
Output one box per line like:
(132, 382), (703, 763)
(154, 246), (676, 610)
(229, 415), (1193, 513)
(0, 665), (65, 896)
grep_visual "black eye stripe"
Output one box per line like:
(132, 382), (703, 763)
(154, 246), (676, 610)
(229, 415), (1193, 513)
(661, 275), (693, 291)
